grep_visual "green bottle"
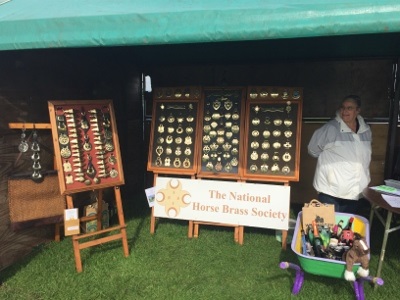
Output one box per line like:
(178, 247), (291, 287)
(307, 224), (314, 245)
(312, 220), (324, 257)
(320, 225), (331, 249)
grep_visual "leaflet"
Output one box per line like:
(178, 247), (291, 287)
(381, 194), (400, 208)
(370, 185), (400, 196)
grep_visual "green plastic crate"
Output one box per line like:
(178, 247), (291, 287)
(291, 212), (370, 279)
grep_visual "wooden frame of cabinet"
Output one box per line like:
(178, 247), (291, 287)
(48, 100), (129, 272)
(147, 86), (202, 175)
(243, 86), (303, 182)
(196, 87), (246, 180)
(147, 86), (302, 247)
(48, 100), (124, 195)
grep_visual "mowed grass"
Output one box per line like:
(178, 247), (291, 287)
(0, 196), (399, 300)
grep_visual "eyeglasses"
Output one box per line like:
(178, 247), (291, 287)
(340, 106), (358, 111)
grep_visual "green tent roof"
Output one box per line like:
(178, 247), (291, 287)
(1, 0), (400, 51)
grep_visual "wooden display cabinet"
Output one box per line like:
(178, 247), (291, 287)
(147, 86), (302, 246)
(242, 87), (303, 182)
(196, 87), (246, 180)
(48, 100), (124, 194)
(147, 86), (202, 175)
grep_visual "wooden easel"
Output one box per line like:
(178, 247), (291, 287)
(191, 221), (244, 244)
(66, 186), (129, 273)
(149, 174), (243, 243)
(150, 173), (195, 238)
(9, 122), (129, 272)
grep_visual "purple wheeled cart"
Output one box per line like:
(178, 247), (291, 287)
(280, 212), (384, 299)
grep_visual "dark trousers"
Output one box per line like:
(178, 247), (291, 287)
(317, 193), (360, 213)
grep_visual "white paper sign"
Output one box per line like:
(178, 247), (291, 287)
(381, 194), (400, 208)
(154, 177), (290, 230)
(145, 187), (156, 207)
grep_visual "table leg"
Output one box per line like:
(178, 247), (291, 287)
(375, 211), (392, 287)
(369, 204), (375, 230)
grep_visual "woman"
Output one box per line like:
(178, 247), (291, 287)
(308, 95), (372, 212)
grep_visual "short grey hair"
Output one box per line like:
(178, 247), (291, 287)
(342, 95), (361, 108)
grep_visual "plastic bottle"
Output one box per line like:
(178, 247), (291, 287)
(335, 220), (344, 238)
(307, 224), (314, 245)
(312, 220), (324, 257)
(320, 225), (331, 249)
(301, 229), (308, 256)
(303, 225), (315, 256)
(343, 217), (354, 231)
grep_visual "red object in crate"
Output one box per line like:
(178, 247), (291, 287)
(340, 229), (355, 246)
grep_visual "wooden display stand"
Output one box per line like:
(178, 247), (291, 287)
(242, 87), (303, 182)
(148, 87), (202, 237)
(147, 86), (303, 249)
(188, 88), (245, 244)
(192, 222), (244, 244)
(188, 177), (245, 245)
(150, 173), (195, 237)
(241, 87), (303, 249)
(47, 100), (129, 272)
(8, 122), (63, 242)
(65, 186), (129, 273)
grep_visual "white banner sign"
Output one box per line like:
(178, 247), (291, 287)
(154, 177), (290, 230)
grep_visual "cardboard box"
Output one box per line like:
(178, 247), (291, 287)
(64, 208), (80, 236)
(85, 201), (109, 232)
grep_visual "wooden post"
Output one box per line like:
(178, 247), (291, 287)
(281, 181), (290, 250)
(150, 174), (158, 234)
(114, 186), (129, 257)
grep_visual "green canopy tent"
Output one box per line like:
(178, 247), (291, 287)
(1, 0), (400, 53)
(1, 0), (400, 174)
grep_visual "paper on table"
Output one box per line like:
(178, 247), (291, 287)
(381, 194), (400, 208)
(371, 185), (400, 196)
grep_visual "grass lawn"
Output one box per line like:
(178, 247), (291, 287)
(0, 193), (399, 300)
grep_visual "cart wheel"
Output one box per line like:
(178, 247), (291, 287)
(353, 280), (362, 300)
(279, 262), (304, 295)
(355, 276), (384, 300)
(292, 269), (305, 295)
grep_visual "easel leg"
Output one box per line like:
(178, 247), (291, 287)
(188, 220), (193, 238)
(150, 207), (156, 234)
(114, 186), (129, 257)
(281, 230), (288, 250)
(234, 227), (239, 243)
(54, 223), (61, 242)
(72, 236), (83, 273)
(66, 194), (83, 273)
(97, 190), (103, 232)
(281, 182), (289, 250)
(150, 174), (158, 234)
(238, 226), (244, 245)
